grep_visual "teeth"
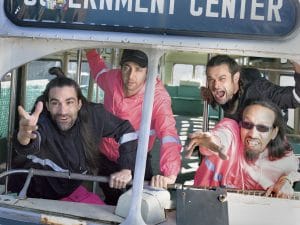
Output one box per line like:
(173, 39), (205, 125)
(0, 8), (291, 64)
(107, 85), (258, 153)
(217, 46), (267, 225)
(247, 139), (259, 147)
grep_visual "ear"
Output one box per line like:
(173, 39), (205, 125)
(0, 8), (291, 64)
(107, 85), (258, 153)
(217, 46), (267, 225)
(233, 71), (240, 83)
(271, 126), (279, 140)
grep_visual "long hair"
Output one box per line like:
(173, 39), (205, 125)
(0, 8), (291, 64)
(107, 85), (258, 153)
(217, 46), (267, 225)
(43, 77), (99, 171)
(241, 100), (292, 160)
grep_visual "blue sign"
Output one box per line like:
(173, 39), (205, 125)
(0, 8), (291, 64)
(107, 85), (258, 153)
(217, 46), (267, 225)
(4, 0), (299, 38)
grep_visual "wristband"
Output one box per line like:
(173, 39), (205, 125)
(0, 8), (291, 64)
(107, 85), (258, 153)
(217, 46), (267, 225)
(280, 176), (292, 185)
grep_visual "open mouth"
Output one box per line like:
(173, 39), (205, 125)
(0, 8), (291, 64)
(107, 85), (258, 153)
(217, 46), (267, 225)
(213, 90), (225, 101)
(56, 115), (70, 124)
(216, 90), (225, 97)
(246, 139), (260, 148)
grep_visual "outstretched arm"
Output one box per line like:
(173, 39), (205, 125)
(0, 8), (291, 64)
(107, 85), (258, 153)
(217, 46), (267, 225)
(186, 131), (228, 160)
(17, 101), (43, 145)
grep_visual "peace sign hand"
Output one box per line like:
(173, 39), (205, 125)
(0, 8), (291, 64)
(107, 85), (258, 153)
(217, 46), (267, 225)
(17, 101), (43, 145)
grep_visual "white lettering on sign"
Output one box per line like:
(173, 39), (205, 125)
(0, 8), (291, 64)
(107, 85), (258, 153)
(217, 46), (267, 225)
(222, 0), (235, 19)
(189, 0), (282, 22)
(135, 0), (148, 13)
(268, 0), (282, 22)
(116, 0), (133, 12)
(190, 0), (203, 16)
(240, 0), (246, 19)
(84, 0), (97, 9)
(206, 0), (219, 18)
(23, 0), (283, 22)
(251, 0), (264, 21)
(69, 0), (81, 9)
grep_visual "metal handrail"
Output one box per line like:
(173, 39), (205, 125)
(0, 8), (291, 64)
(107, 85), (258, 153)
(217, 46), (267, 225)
(0, 168), (110, 199)
(0, 168), (183, 200)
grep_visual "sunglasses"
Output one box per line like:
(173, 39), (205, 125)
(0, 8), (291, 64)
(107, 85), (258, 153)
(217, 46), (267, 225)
(240, 121), (273, 133)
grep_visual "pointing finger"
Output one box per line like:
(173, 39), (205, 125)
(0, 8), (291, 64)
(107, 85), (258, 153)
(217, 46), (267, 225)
(32, 101), (43, 119)
(18, 105), (30, 120)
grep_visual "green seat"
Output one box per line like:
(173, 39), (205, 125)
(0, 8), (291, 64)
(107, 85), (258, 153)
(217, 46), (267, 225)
(294, 181), (300, 192)
(287, 135), (300, 156)
(165, 85), (203, 116)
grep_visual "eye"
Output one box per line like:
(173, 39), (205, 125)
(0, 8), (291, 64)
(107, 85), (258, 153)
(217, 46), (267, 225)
(240, 121), (253, 130)
(136, 67), (144, 72)
(207, 78), (214, 84)
(256, 125), (271, 133)
(66, 100), (75, 105)
(122, 65), (131, 73)
(50, 101), (59, 106)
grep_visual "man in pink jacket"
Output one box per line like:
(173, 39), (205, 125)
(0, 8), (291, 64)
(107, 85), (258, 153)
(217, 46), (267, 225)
(187, 100), (300, 198)
(86, 49), (181, 205)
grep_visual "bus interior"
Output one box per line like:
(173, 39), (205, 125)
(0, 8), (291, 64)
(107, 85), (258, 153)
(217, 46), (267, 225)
(1, 0), (300, 224)
(1, 49), (300, 187)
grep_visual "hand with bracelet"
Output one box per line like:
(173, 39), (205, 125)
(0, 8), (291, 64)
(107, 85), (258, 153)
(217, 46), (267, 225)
(265, 175), (294, 198)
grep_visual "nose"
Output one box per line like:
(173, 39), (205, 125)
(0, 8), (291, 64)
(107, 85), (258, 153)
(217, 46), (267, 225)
(213, 80), (221, 89)
(127, 69), (135, 79)
(58, 103), (67, 114)
(247, 126), (260, 138)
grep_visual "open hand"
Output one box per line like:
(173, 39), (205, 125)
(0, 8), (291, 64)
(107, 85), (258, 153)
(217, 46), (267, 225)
(186, 131), (228, 160)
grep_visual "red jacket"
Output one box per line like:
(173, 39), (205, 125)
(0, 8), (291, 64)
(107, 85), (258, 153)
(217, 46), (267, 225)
(194, 118), (299, 190)
(86, 50), (182, 176)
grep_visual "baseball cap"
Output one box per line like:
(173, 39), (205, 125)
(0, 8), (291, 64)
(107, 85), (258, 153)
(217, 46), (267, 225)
(120, 49), (148, 68)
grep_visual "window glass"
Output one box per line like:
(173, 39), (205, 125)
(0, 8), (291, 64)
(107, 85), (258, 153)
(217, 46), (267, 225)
(68, 61), (103, 103)
(172, 64), (206, 86)
(25, 60), (61, 111)
(0, 73), (12, 139)
(172, 64), (193, 86)
(280, 75), (295, 129)
(0, 73), (12, 164)
(195, 65), (206, 86)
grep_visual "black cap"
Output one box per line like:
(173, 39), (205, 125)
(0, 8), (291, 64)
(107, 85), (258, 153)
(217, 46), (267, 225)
(120, 49), (148, 68)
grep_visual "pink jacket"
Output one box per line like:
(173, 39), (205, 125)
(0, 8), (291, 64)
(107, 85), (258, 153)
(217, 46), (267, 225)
(194, 118), (299, 190)
(86, 50), (181, 177)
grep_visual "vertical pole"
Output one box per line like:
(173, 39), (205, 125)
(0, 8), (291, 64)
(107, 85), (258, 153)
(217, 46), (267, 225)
(120, 49), (163, 225)
(76, 49), (82, 84)
(202, 54), (211, 132)
(5, 69), (18, 193)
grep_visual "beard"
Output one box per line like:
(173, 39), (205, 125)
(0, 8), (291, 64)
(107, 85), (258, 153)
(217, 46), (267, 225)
(244, 149), (260, 162)
(52, 114), (76, 131)
(221, 92), (239, 114)
(56, 119), (75, 131)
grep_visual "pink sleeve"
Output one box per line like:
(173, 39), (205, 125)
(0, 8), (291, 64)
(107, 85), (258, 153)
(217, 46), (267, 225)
(152, 83), (182, 176)
(86, 49), (108, 89)
(199, 118), (240, 156)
